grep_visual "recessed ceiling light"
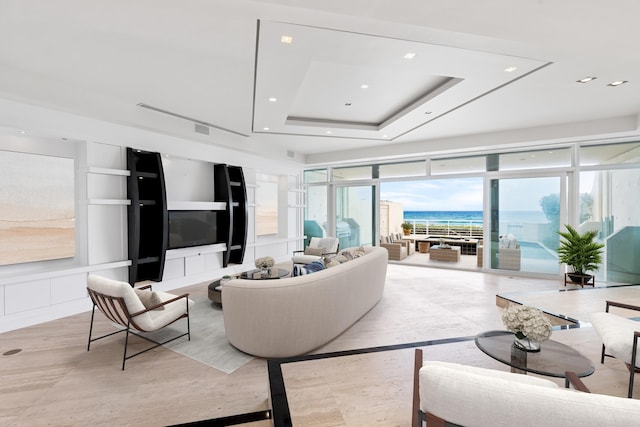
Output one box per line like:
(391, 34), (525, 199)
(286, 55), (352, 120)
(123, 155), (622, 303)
(504, 66), (518, 73)
(268, 97), (277, 102)
(404, 52), (416, 59)
(281, 36), (293, 44)
(608, 80), (628, 87)
(360, 84), (369, 89)
(326, 131), (332, 134)
(577, 76), (597, 83)
(263, 127), (270, 131)
(19, 130), (26, 134)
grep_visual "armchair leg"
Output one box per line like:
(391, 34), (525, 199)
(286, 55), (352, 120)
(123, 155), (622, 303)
(122, 322), (132, 370)
(601, 343), (606, 364)
(87, 304), (96, 351)
(629, 333), (640, 398)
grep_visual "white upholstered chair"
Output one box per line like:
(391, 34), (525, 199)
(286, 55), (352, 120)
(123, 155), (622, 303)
(292, 236), (339, 265)
(86, 274), (193, 369)
(590, 300), (640, 398)
(412, 348), (640, 427)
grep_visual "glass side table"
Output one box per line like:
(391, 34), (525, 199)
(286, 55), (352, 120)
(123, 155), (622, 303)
(475, 330), (594, 387)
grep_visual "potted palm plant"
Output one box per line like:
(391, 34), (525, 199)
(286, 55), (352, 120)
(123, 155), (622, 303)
(401, 222), (413, 236)
(557, 224), (604, 286)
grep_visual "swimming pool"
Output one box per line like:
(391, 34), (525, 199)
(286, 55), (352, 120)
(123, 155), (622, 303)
(520, 241), (558, 261)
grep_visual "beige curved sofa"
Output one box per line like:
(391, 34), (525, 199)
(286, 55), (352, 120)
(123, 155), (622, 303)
(222, 246), (388, 358)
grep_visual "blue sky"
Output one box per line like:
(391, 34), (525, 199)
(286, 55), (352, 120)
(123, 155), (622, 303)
(381, 176), (559, 211)
(380, 178), (483, 211)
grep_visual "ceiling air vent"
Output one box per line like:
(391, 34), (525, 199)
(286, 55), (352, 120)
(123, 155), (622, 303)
(194, 123), (210, 135)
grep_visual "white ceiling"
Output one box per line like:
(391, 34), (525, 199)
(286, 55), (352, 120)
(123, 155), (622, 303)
(1, 0), (639, 165)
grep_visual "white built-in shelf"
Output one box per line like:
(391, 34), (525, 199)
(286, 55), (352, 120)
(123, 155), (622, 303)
(87, 167), (130, 176)
(167, 201), (226, 211)
(88, 199), (131, 205)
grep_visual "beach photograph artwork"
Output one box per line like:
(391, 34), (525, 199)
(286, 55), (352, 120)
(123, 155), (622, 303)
(256, 180), (278, 236)
(0, 150), (75, 266)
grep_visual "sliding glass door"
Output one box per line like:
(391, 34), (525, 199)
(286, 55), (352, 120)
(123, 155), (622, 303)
(335, 184), (375, 248)
(581, 168), (640, 283)
(489, 175), (565, 274)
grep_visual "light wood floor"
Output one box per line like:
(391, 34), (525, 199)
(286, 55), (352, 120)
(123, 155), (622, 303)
(1, 263), (639, 426)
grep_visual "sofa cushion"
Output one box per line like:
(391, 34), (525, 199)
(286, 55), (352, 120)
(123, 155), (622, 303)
(340, 246), (366, 260)
(292, 260), (325, 276)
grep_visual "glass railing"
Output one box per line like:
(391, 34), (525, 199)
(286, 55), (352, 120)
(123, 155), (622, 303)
(402, 219), (483, 238)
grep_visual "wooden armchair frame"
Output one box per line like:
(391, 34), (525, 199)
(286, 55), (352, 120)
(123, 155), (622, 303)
(87, 283), (191, 370)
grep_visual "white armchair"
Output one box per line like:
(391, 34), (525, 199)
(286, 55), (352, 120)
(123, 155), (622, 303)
(590, 300), (640, 398)
(412, 349), (640, 427)
(292, 236), (339, 265)
(86, 274), (193, 369)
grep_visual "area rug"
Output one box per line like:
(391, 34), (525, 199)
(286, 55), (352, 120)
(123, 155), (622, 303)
(146, 296), (254, 374)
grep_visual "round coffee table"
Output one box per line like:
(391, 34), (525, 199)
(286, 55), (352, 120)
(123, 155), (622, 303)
(475, 330), (595, 387)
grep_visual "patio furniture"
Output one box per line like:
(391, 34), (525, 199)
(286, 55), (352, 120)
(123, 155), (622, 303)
(380, 235), (408, 260)
(429, 246), (460, 262)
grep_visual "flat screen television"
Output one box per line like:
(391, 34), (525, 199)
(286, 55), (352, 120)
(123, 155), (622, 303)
(168, 210), (217, 249)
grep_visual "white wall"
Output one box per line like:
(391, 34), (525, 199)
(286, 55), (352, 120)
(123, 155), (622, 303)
(0, 98), (304, 333)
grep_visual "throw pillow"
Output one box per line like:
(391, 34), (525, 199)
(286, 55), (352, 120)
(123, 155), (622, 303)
(325, 259), (341, 268)
(334, 254), (349, 263)
(134, 288), (165, 310)
(351, 246), (366, 258)
(339, 250), (354, 260)
(304, 246), (326, 256)
(292, 260), (325, 276)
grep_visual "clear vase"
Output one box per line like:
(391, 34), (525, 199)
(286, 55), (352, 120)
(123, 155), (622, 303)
(514, 335), (541, 352)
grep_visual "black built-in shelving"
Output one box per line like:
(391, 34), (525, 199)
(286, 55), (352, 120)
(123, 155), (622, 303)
(214, 164), (247, 267)
(126, 148), (168, 285)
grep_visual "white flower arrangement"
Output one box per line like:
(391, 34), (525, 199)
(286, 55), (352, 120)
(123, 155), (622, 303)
(255, 256), (275, 269)
(502, 305), (552, 342)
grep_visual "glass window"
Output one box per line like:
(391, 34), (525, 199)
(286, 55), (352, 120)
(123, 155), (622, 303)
(580, 141), (640, 166)
(332, 165), (372, 181)
(581, 168), (640, 283)
(378, 161), (426, 178)
(336, 185), (374, 247)
(499, 148), (571, 171)
(304, 186), (328, 247)
(304, 169), (327, 183)
(431, 155), (486, 175)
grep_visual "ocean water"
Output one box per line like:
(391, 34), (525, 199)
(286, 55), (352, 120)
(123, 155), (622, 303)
(404, 210), (549, 224)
